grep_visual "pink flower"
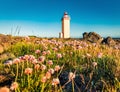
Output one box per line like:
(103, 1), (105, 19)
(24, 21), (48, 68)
(92, 62), (97, 67)
(53, 47), (58, 51)
(24, 68), (33, 75)
(4, 60), (13, 66)
(42, 51), (47, 56)
(45, 72), (51, 79)
(13, 58), (20, 64)
(92, 43), (96, 46)
(19, 56), (25, 60)
(76, 45), (82, 49)
(0, 87), (10, 92)
(56, 53), (62, 58)
(41, 64), (46, 70)
(10, 82), (18, 90)
(83, 42), (88, 47)
(28, 55), (35, 61)
(32, 59), (38, 64)
(24, 55), (29, 60)
(48, 68), (55, 74)
(35, 49), (41, 54)
(47, 60), (53, 65)
(54, 65), (60, 72)
(52, 78), (60, 85)
(25, 36), (30, 41)
(38, 56), (45, 63)
(41, 76), (47, 83)
(68, 72), (75, 81)
(34, 64), (40, 70)
(97, 52), (103, 58)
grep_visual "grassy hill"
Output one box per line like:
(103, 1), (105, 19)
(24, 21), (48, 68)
(0, 34), (120, 92)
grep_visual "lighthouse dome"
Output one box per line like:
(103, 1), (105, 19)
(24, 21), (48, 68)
(64, 12), (69, 18)
(64, 12), (68, 15)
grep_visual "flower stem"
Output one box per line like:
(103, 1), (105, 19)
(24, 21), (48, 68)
(15, 64), (18, 81)
(28, 75), (30, 88)
(72, 80), (74, 92)
(41, 83), (45, 92)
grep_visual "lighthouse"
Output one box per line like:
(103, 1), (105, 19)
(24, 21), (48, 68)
(59, 12), (70, 38)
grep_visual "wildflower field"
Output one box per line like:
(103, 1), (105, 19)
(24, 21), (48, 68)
(0, 36), (120, 92)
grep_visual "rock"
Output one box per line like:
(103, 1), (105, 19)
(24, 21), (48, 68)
(83, 32), (88, 39)
(0, 34), (11, 43)
(59, 70), (105, 92)
(102, 36), (116, 46)
(59, 70), (86, 92)
(83, 32), (103, 43)
(0, 74), (14, 87)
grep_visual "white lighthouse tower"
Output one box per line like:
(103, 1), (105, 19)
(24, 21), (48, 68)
(59, 12), (70, 38)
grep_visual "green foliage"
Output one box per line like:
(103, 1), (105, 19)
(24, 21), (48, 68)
(8, 42), (43, 57)
(0, 38), (120, 92)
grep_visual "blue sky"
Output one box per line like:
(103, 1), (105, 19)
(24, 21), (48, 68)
(0, 0), (120, 38)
